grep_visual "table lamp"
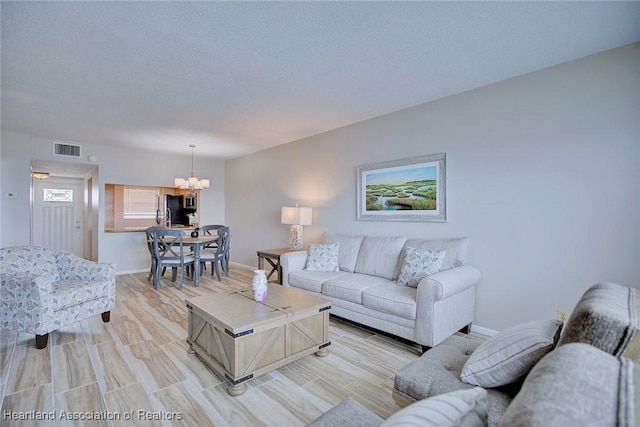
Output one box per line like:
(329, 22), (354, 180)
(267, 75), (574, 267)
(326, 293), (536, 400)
(281, 205), (312, 250)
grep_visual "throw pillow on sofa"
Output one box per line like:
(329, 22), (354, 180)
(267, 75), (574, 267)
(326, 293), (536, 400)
(323, 233), (364, 273)
(460, 319), (563, 388)
(397, 247), (446, 287)
(381, 387), (488, 427)
(305, 243), (340, 272)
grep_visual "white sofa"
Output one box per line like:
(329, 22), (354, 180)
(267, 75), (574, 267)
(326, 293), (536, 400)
(280, 234), (481, 348)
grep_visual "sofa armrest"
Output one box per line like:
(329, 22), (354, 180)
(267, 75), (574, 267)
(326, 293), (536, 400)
(417, 265), (482, 301)
(280, 251), (308, 287)
(414, 265), (481, 347)
(0, 271), (56, 334)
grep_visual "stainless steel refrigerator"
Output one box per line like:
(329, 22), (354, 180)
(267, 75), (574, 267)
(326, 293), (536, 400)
(155, 194), (194, 227)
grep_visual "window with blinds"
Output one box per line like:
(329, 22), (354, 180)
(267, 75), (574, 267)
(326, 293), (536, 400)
(123, 187), (159, 219)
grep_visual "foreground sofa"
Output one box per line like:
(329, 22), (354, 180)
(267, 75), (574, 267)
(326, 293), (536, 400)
(0, 246), (116, 349)
(280, 233), (482, 348)
(310, 342), (637, 427)
(390, 281), (639, 426)
(310, 281), (639, 426)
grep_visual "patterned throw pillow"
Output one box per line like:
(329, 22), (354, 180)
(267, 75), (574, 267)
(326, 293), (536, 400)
(305, 243), (340, 272)
(397, 247), (446, 287)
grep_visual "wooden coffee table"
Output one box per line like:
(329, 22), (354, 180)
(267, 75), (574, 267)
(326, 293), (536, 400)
(185, 285), (331, 396)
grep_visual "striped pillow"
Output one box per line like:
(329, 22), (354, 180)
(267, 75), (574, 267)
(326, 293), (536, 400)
(460, 319), (563, 388)
(380, 387), (487, 427)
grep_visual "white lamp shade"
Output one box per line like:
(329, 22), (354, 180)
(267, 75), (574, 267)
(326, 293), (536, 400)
(174, 178), (186, 187)
(281, 206), (312, 226)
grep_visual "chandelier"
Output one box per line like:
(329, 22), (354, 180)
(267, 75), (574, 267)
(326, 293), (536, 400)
(174, 144), (210, 190)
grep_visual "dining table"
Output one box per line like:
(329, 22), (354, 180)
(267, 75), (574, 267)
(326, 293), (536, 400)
(182, 235), (219, 287)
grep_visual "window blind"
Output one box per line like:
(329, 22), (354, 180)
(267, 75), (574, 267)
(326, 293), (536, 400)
(123, 187), (159, 219)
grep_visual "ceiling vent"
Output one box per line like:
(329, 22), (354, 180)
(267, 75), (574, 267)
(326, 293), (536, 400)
(53, 142), (81, 158)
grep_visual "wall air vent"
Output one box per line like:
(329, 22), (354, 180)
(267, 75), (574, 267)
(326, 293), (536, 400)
(53, 142), (81, 158)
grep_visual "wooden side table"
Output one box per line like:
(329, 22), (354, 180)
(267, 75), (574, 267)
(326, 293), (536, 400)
(256, 247), (297, 284)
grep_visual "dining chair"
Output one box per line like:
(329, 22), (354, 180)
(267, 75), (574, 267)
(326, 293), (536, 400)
(150, 228), (194, 289)
(198, 224), (225, 273)
(222, 228), (231, 275)
(199, 226), (230, 281)
(199, 224), (224, 247)
(145, 226), (166, 282)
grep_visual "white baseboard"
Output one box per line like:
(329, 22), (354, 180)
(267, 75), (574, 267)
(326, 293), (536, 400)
(471, 324), (499, 337)
(229, 261), (257, 271)
(116, 268), (148, 276)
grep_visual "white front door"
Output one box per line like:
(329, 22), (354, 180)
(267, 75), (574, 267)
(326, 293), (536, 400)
(33, 178), (84, 256)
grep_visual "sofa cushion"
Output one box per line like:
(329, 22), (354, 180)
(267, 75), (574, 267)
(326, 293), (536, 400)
(305, 243), (340, 272)
(394, 238), (471, 279)
(558, 282), (640, 361)
(322, 274), (392, 305)
(362, 284), (417, 320)
(324, 233), (364, 273)
(460, 319), (563, 388)
(499, 343), (629, 427)
(393, 335), (518, 427)
(382, 387), (488, 427)
(354, 236), (407, 280)
(289, 270), (350, 294)
(397, 247), (446, 287)
(307, 396), (383, 427)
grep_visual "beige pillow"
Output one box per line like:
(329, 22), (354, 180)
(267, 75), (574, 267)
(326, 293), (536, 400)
(381, 387), (487, 427)
(460, 319), (563, 388)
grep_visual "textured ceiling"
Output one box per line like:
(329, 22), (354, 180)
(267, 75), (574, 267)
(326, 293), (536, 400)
(2, 1), (640, 159)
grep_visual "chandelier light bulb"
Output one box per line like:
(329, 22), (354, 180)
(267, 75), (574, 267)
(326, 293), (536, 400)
(175, 145), (210, 190)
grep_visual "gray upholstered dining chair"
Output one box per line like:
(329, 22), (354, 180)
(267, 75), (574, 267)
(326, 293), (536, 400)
(149, 228), (194, 289)
(199, 226), (230, 281)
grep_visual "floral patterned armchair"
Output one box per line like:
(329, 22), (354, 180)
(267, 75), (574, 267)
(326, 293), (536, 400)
(0, 246), (116, 349)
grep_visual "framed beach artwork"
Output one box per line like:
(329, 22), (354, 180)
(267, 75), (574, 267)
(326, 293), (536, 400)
(357, 153), (446, 222)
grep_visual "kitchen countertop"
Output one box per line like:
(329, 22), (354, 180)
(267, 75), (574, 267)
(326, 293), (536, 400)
(105, 226), (198, 233)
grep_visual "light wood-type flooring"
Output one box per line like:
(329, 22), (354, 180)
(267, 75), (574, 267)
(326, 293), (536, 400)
(1, 265), (483, 426)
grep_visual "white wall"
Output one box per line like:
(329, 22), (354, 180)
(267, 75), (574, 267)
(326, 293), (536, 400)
(225, 43), (640, 331)
(0, 133), (226, 273)
(0, 133), (2, 247)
